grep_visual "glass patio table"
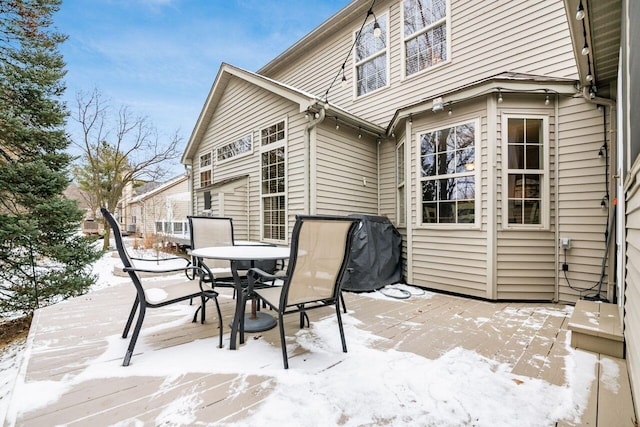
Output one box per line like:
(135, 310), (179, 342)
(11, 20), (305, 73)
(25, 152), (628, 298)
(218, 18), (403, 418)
(189, 244), (290, 350)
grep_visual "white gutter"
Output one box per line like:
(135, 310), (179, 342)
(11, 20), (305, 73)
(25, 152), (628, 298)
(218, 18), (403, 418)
(304, 108), (326, 214)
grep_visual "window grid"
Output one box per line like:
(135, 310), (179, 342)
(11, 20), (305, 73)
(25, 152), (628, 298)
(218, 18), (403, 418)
(260, 121), (286, 242)
(355, 13), (388, 96)
(419, 122), (476, 224)
(404, 0), (448, 76)
(506, 118), (544, 225)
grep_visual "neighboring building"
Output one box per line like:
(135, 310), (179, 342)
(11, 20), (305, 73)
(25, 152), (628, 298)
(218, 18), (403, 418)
(183, 0), (612, 304)
(127, 174), (190, 244)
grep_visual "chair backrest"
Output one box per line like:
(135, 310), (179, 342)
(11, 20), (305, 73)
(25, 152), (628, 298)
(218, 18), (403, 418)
(188, 216), (234, 270)
(101, 208), (134, 269)
(282, 215), (359, 307)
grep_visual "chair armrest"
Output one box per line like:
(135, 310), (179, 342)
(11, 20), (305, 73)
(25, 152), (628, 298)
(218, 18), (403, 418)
(130, 256), (188, 262)
(123, 265), (204, 276)
(246, 267), (287, 293)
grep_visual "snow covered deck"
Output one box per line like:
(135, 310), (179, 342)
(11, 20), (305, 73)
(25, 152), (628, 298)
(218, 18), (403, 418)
(2, 275), (636, 426)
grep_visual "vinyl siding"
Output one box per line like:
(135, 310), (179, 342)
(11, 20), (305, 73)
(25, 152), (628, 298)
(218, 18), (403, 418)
(405, 99), (488, 297)
(314, 124), (378, 216)
(556, 97), (610, 302)
(495, 97), (558, 301)
(263, 0), (577, 127)
(191, 77), (306, 243)
(624, 158), (640, 419)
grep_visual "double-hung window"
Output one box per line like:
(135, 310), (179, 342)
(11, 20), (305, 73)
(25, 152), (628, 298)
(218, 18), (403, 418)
(199, 152), (212, 188)
(261, 120), (286, 241)
(419, 121), (477, 224)
(504, 116), (547, 227)
(403, 0), (448, 77)
(354, 12), (388, 97)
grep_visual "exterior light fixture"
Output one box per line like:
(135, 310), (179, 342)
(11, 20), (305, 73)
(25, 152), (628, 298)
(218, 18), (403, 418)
(581, 42), (590, 56)
(448, 107), (452, 116)
(373, 20), (382, 38)
(497, 90), (503, 103)
(409, 113), (413, 124)
(432, 97), (444, 112)
(335, 117), (340, 130)
(358, 126), (362, 139)
(576, 1), (585, 20)
(545, 95), (550, 105)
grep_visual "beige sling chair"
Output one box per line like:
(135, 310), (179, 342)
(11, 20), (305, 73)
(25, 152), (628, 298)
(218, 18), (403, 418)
(244, 215), (359, 369)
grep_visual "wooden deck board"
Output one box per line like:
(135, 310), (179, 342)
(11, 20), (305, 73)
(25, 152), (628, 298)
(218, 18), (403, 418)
(3, 279), (636, 426)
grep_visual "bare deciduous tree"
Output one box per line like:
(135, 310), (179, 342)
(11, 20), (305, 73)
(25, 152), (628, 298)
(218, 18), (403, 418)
(72, 89), (181, 250)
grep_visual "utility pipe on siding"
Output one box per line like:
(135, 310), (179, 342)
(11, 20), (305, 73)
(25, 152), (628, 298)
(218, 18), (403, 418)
(304, 108), (326, 214)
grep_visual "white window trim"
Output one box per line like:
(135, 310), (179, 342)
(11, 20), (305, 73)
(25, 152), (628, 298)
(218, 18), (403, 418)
(216, 134), (254, 164)
(259, 118), (288, 243)
(199, 151), (212, 188)
(352, 9), (390, 99)
(415, 118), (481, 229)
(500, 113), (550, 230)
(400, 0), (452, 81)
(396, 139), (406, 227)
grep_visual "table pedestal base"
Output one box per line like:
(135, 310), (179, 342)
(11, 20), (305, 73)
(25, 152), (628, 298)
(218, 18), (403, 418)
(230, 312), (277, 332)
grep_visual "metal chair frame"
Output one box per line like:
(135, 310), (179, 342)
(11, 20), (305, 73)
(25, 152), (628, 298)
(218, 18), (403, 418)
(102, 208), (223, 366)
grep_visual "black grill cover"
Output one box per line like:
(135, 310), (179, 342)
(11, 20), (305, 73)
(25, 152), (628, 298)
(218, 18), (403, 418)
(341, 214), (403, 292)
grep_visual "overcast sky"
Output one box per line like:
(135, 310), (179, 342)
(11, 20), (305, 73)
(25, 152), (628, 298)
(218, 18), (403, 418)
(55, 0), (351, 176)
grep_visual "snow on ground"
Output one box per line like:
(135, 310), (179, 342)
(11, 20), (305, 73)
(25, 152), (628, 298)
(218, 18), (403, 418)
(0, 240), (607, 426)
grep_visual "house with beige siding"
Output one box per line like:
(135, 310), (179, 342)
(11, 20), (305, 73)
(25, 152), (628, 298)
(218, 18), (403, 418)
(182, 0), (613, 302)
(127, 174), (190, 244)
(183, 0), (638, 410)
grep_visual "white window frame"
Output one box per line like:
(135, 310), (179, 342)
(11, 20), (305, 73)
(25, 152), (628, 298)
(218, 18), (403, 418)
(353, 10), (390, 98)
(501, 113), (550, 230)
(396, 139), (406, 227)
(401, 0), (451, 80)
(260, 118), (288, 243)
(199, 152), (212, 188)
(415, 118), (480, 228)
(216, 134), (253, 164)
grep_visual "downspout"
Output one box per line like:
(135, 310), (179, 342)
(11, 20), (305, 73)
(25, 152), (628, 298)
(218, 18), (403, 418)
(304, 108), (326, 214)
(405, 119), (413, 285)
(581, 87), (617, 301)
(554, 95), (560, 302)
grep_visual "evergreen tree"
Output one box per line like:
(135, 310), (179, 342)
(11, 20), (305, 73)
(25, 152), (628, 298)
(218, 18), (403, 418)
(0, 0), (101, 315)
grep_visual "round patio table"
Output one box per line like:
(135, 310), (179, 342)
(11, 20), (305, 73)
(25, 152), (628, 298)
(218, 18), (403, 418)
(189, 245), (290, 350)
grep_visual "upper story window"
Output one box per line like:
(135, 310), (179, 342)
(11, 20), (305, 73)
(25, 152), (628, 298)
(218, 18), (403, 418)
(354, 12), (388, 97)
(199, 152), (212, 187)
(419, 121), (477, 225)
(403, 0), (448, 77)
(261, 121), (285, 145)
(217, 134), (252, 162)
(503, 116), (548, 227)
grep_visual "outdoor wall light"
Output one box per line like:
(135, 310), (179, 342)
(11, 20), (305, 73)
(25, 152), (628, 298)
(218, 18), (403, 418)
(432, 97), (444, 112)
(545, 95), (550, 105)
(497, 90), (503, 103)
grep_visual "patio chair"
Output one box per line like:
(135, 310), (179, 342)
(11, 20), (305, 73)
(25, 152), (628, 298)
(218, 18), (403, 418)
(244, 215), (359, 369)
(188, 215), (280, 312)
(101, 208), (223, 366)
